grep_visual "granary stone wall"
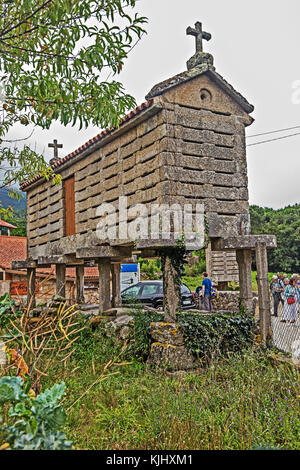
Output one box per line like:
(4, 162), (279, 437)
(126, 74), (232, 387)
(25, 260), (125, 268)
(152, 74), (252, 239)
(26, 70), (253, 261)
(26, 103), (171, 259)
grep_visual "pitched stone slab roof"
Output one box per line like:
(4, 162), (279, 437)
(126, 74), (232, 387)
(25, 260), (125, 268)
(20, 100), (154, 191)
(146, 63), (254, 114)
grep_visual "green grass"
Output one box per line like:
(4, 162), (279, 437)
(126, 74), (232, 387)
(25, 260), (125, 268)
(40, 325), (299, 450)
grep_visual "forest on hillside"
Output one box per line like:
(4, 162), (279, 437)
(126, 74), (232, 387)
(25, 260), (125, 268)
(250, 204), (300, 273)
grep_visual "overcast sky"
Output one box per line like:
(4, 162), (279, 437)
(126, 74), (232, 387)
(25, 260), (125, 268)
(4, 0), (300, 209)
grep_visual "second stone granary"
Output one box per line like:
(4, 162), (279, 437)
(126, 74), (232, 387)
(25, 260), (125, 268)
(16, 22), (276, 316)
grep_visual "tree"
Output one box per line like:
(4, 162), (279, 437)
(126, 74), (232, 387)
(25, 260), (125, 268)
(250, 204), (300, 273)
(0, 0), (147, 193)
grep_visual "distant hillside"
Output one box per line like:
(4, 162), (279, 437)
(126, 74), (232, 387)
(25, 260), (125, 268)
(0, 187), (26, 212)
(250, 204), (300, 273)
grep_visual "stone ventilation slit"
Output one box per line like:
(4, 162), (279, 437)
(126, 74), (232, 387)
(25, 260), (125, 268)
(217, 212), (236, 217)
(182, 137), (204, 145)
(211, 109), (232, 117)
(213, 129), (234, 136)
(184, 194), (204, 200)
(214, 157), (233, 162)
(104, 183), (119, 192)
(216, 198), (235, 202)
(214, 143), (234, 149)
(140, 168), (159, 179)
(214, 170), (235, 175)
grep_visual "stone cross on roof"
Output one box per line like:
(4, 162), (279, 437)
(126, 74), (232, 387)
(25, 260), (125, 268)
(186, 21), (212, 53)
(48, 139), (63, 164)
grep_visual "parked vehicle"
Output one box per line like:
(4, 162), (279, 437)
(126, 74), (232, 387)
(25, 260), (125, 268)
(121, 280), (195, 310)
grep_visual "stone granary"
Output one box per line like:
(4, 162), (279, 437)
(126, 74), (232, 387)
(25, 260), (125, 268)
(15, 22), (276, 339)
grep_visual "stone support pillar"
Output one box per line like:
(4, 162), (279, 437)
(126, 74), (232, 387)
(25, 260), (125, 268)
(56, 264), (66, 298)
(205, 242), (212, 278)
(111, 263), (121, 308)
(76, 265), (85, 304)
(236, 249), (253, 314)
(97, 258), (111, 313)
(255, 242), (271, 345)
(161, 252), (181, 322)
(27, 267), (36, 308)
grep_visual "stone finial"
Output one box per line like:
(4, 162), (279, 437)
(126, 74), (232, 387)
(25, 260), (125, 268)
(186, 21), (214, 70)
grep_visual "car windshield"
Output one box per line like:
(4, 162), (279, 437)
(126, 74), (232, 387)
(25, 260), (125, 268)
(181, 284), (190, 294)
(122, 284), (141, 298)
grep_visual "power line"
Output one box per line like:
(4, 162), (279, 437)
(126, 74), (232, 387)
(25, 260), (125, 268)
(247, 124), (300, 139)
(247, 131), (300, 147)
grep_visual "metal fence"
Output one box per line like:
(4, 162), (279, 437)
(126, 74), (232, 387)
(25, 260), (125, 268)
(270, 293), (300, 357)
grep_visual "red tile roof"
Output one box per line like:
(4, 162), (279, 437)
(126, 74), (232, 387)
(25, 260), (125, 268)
(0, 236), (27, 269)
(20, 100), (154, 190)
(0, 220), (17, 229)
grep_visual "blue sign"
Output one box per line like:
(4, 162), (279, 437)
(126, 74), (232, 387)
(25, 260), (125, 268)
(121, 264), (138, 273)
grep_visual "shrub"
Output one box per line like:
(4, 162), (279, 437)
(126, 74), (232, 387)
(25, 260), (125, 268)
(0, 294), (22, 333)
(0, 376), (72, 450)
(177, 312), (255, 359)
(129, 308), (164, 359)
(128, 309), (255, 362)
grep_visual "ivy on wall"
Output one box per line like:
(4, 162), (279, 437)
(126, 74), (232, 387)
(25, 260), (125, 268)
(177, 313), (255, 359)
(129, 310), (255, 361)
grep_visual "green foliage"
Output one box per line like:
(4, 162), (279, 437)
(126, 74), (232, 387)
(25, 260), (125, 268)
(0, 376), (72, 450)
(0, 293), (22, 333)
(184, 250), (206, 277)
(129, 308), (163, 359)
(72, 314), (106, 363)
(250, 204), (300, 273)
(0, 188), (26, 211)
(138, 257), (161, 280)
(177, 312), (255, 358)
(61, 342), (299, 450)
(3, 213), (26, 237)
(127, 308), (254, 361)
(0, 0), (147, 192)
(0, 0), (147, 133)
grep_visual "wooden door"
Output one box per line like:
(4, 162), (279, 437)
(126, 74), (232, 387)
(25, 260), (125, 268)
(64, 176), (76, 236)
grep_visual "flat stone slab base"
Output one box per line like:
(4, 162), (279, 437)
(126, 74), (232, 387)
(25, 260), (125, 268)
(147, 342), (197, 371)
(147, 322), (198, 371)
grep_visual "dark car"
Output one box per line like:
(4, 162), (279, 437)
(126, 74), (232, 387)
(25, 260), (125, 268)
(121, 280), (195, 310)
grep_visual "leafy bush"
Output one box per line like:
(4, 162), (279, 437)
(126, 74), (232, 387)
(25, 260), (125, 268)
(0, 376), (72, 450)
(177, 312), (255, 358)
(129, 308), (164, 359)
(0, 294), (22, 332)
(128, 309), (255, 361)
(138, 258), (162, 280)
(250, 204), (300, 273)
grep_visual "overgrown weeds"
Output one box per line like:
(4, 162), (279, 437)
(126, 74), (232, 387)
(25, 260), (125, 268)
(37, 324), (299, 450)
(1, 298), (298, 450)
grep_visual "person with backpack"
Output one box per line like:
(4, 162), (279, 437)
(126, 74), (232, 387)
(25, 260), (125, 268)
(202, 272), (213, 311)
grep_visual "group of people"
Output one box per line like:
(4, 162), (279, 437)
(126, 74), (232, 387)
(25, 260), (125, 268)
(270, 272), (300, 324)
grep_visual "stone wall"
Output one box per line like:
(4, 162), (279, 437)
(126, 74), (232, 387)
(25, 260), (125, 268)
(211, 290), (259, 316)
(6, 275), (75, 305)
